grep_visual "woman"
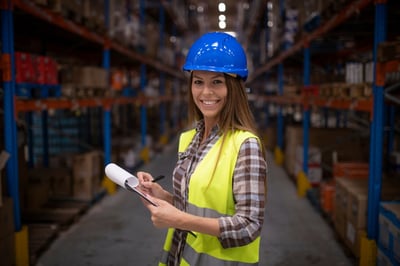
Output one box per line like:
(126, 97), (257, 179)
(137, 32), (267, 266)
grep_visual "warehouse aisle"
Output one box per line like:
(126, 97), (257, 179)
(36, 137), (355, 266)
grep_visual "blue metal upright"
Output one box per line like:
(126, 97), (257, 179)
(367, 0), (387, 240)
(140, 0), (147, 148)
(277, 63), (284, 149)
(159, 3), (166, 138)
(302, 45), (311, 175)
(103, 106), (111, 165)
(102, 0), (111, 166)
(42, 110), (49, 166)
(1, 0), (22, 231)
(276, 0), (285, 152)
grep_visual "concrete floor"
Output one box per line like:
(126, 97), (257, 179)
(36, 139), (355, 266)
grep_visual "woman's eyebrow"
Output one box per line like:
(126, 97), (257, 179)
(193, 74), (224, 79)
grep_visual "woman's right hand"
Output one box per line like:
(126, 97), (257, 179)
(137, 171), (169, 201)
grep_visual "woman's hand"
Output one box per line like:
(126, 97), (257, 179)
(142, 195), (220, 237)
(141, 197), (185, 229)
(137, 171), (171, 202)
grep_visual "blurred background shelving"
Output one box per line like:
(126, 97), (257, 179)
(1, 0), (400, 265)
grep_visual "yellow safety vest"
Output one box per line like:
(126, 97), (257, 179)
(159, 129), (261, 266)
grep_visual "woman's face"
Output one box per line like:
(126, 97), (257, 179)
(191, 70), (228, 125)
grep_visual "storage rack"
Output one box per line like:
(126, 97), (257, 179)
(247, 0), (399, 263)
(1, 0), (187, 264)
(1, 0), (399, 264)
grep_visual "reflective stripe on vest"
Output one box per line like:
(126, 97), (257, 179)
(159, 129), (261, 265)
(159, 228), (175, 266)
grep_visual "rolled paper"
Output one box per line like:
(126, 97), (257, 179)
(105, 163), (157, 206)
(105, 163), (138, 188)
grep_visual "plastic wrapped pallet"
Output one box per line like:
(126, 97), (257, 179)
(379, 202), (400, 264)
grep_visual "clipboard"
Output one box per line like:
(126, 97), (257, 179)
(105, 163), (158, 206)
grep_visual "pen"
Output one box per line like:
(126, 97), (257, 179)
(152, 175), (165, 183)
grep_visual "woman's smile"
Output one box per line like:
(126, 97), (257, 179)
(192, 70), (228, 123)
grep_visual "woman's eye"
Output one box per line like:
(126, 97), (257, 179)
(193, 80), (202, 85)
(213, 79), (223, 84)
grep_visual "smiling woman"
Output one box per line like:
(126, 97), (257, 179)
(137, 32), (267, 266)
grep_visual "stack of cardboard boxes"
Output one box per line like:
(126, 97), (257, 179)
(21, 150), (104, 211)
(334, 176), (400, 258)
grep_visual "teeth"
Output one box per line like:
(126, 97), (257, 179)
(202, 100), (217, 105)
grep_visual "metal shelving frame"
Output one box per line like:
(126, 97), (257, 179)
(249, 0), (392, 263)
(1, 0), (185, 264)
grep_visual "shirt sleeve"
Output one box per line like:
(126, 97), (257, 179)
(218, 137), (267, 248)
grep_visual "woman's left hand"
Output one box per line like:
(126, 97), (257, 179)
(141, 197), (184, 229)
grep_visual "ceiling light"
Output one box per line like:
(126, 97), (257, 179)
(218, 3), (226, 12)
(219, 21), (226, 29)
(219, 14), (226, 21)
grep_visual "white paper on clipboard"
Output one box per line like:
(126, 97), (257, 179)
(105, 163), (158, 206)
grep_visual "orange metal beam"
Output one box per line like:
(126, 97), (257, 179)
(14, 96), (175, 113)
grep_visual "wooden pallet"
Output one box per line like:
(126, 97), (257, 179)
(23, 207), (82, 229)
(24, 199), (92, 264)
(43, 198), (90, 214)
(22, 196), (92, 228)
(28, 223), (60, 265)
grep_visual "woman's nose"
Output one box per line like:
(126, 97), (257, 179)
(202, 85), (213, 94)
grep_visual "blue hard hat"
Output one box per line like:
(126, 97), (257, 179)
(183, 32), (248, 81)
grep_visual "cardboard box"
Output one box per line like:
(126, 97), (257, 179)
(341, 178), (400, 232)
(294, 145), (323, 184)
(346, 180), (368, 229)
(52, 169), (73, 197)
(345, 221), (365, 258)
(284, 126), (369, 177)
(334, 178), (348, 240)
(27, 167), (72, 198)
(72, 150), (103, 200)
(334, 178), (349, 218)
(0, 197), (14, 238)
(333, 210), (346, 241)
(25, 181), (50, 210)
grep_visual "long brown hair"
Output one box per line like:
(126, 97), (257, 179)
(187, 72), (265, 189)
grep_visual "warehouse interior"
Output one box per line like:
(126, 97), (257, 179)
(1, 0), (400, 265)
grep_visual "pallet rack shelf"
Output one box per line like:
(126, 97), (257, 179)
(1, 1), (185, 264)
(13, 0), (185, 80)
(247, 0), (398, 263)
